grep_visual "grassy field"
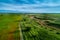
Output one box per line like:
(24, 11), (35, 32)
(20, 14), (60, 40)
(0, 13), (60, 40)
(0, 13), (22, 40)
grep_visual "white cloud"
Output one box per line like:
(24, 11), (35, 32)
(0, 2), (60, 13)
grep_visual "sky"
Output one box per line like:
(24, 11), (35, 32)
(0, 0), (60, 13)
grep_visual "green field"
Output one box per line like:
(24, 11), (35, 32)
(0, 13), (22, 40)
(0, 13), (60, 40)
(20, 14), (60, 40)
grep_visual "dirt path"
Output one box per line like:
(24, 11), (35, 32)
(19, 23), (24, 40)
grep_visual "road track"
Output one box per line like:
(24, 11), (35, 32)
(19, 23), (24, 40)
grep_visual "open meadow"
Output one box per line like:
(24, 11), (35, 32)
(0, 13), (22, 40)
(0, 13), (60, 40)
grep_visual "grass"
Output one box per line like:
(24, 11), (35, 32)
(0, 13), (22, 40)
(20, 14), (60, 40)
(0, 13), (60, 40)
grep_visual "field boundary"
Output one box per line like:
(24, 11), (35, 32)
(19, 23), (24, 40)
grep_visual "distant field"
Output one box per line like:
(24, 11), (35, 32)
(0, 13), (60, 40)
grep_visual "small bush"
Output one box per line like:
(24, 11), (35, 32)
(56, 32), (60, 34)
(22, 27), (31, 32)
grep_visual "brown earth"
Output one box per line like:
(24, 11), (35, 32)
(7, 22), (18, 40)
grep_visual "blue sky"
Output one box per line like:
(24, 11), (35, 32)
(0, 0), (60, 13)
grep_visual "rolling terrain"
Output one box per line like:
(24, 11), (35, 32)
(20, 14), (60, 40)
(0, 13), (60, 40)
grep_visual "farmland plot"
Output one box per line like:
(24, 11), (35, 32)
(20, 14), (60, 40)
(0, 13), (22, 40)
(0, 13), (60, 40)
